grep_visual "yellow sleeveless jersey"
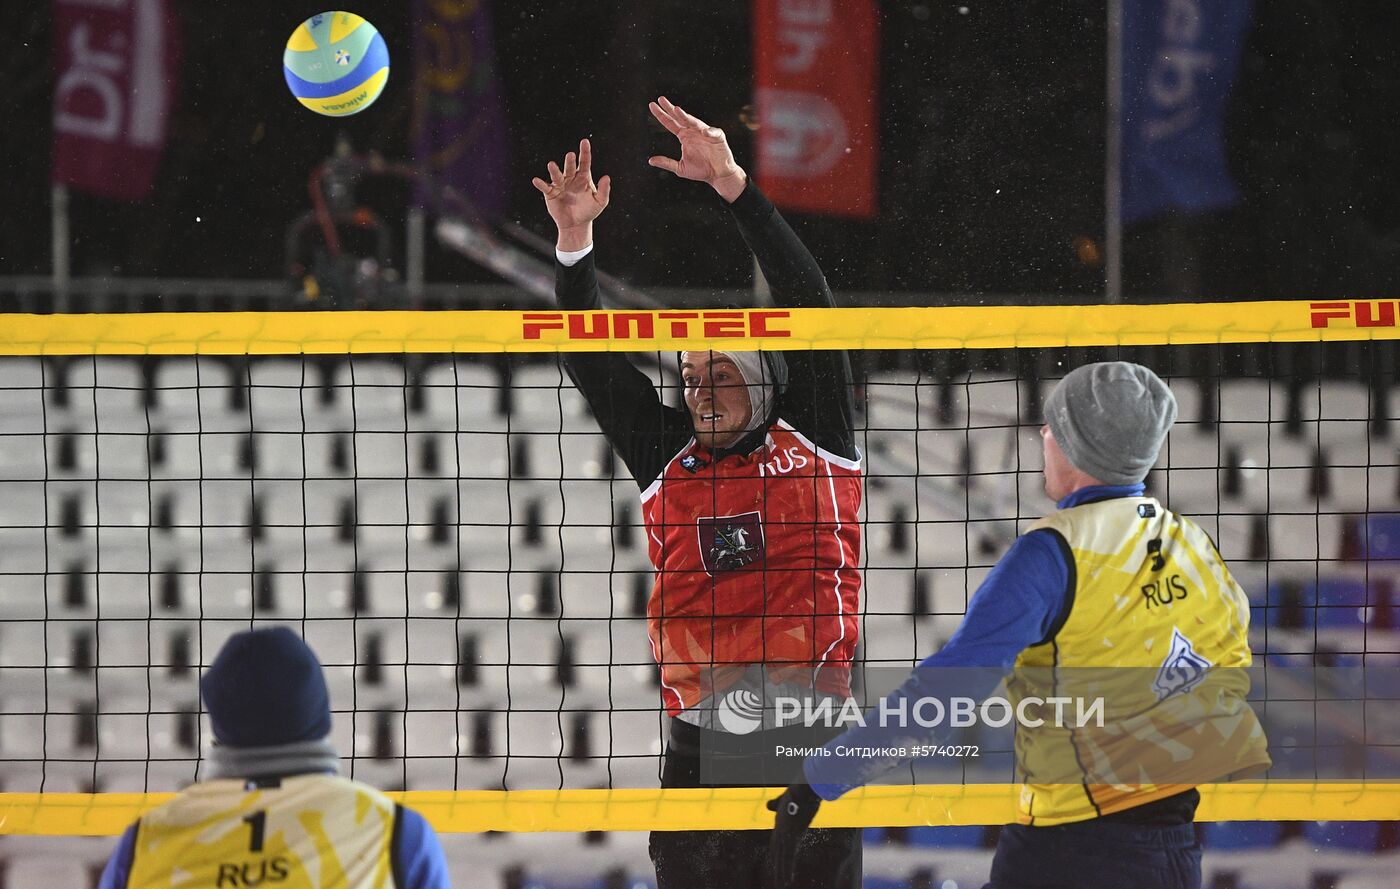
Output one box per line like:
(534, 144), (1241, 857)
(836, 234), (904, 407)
(126, 774), (397, 889)
(1007, 495), (1271, 825)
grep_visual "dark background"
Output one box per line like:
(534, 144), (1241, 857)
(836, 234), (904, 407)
(2, 1), (1397, 302)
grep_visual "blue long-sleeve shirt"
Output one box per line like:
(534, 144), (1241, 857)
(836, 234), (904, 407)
(97, 802), (450, 889)
(803, 484), (1145, 799)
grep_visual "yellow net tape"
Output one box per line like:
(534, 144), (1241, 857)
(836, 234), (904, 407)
(0, 300), (1395, 355)
(1, 783), (1395, 836)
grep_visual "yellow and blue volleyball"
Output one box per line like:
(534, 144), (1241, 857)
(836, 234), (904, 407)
(283, 12), (389, 117)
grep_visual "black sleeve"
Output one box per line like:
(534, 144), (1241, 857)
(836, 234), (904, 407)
(556, 253), (694, 487)
(390, 805), (406, 889)
(724, 182), (858, 461)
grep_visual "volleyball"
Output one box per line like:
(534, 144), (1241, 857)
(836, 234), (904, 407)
(283, 11), (389, 117)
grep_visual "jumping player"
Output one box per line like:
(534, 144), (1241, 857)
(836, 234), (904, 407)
(533, 96), (862, 889)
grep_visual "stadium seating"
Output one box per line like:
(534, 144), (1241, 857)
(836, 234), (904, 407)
(1262, 577), (1375, 630)
(1302, 821), (1383, 853)
(905, 825), (988, 849)
(0, 855), (95, 887)
(1202, 821), (1285, 850)
(1342, 513), (1400, 561)
(417, 358), (507, 432)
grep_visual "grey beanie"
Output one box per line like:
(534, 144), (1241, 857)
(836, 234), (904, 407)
(1043, 361), (1178, 485)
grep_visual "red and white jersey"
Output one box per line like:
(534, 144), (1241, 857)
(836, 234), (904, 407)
(641, 419), (862, 715)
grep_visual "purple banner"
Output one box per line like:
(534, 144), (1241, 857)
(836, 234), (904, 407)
(412, 0), (510, 219)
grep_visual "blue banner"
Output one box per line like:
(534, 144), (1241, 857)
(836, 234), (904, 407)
(1121, 0), (1253, 223)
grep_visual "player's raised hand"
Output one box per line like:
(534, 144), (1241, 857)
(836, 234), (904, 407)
(648, 96), (747, 202)
(532, 138), (612, 239)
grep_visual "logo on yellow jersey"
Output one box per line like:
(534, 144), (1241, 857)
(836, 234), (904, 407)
(1152, 628), (1212, 700)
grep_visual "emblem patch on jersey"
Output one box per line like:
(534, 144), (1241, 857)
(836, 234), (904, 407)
(1153, 628), (1212, 700)
(680, 454), (707, 473)
(698, 511), (765, 575)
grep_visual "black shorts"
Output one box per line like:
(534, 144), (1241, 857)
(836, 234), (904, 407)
(985, 820), (1201, 889)
(649, 719), (861, 889)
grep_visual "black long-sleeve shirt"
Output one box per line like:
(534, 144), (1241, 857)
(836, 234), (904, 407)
(556, 181), (856, 485)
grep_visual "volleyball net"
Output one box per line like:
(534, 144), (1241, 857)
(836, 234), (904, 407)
(0, 300), (1397, 835)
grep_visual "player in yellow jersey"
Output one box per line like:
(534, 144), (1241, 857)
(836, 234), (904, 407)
(98, 627), (450, 889)
(767, 362), (1270, 889)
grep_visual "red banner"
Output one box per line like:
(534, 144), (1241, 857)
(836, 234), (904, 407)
(51, 0), (180, 201)
(753, 0), (879, 218)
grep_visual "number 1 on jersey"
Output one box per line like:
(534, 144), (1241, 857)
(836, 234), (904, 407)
(243, 810), (267, 853)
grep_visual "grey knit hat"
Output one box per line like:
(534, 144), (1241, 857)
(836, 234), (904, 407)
(1043, 362), (1178, 485)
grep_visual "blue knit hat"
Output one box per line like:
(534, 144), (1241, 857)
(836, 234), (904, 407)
(201, 627), (332, 747)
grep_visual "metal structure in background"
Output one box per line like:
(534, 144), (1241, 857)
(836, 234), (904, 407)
(1105, 0), (1124, 304)
(288, 152), (660, 312)
(34, 151), (663, 317)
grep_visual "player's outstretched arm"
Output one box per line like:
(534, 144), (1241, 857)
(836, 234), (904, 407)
(532, 138), (612, 251)
(533, 138), (691, 487)
(648, 97), (856, 452)
(647, 96), (748, 203)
